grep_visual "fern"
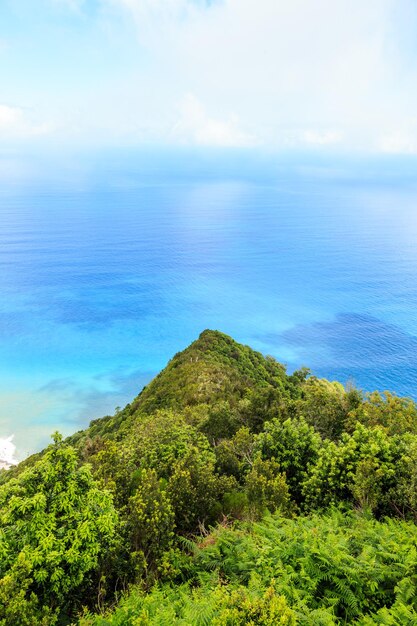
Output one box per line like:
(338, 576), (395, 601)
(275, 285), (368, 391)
(77, 508), (417, 625)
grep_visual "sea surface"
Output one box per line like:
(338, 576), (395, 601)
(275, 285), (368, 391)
(1, 149), (417, 461)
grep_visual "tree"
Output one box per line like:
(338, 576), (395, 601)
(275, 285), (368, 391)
(126, 469), (175, 581)
(245, 458), (289, 517)
(302, 424), (401, 513)
(0, 434), (118, 625)
(347, 391), (417, 436)
(293, 377), (359, 440)
(255, 417), (321, 503)
(167, 446), (220, 532)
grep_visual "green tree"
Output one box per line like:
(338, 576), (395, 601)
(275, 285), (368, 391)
(167, 446), (220, 532)
(293, 377), (360, 440)
(303, 424), (401, 513)
(201, 400), (241, 441)
(126, 410), (213, 480)
(255, 417), (321, 503)
(215, 427), (256, 479)
(347, 391), (417, 436)
(126, 469), (175, 580)
(239, 386), (290, 432)
(245, 458), (289, 517)
(0, 434), (118, 625)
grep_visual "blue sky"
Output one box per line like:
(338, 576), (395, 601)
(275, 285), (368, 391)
(1, 0), (417, 152)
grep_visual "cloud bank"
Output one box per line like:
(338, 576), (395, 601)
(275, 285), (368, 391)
(0, 104), (53, 139)
(2, 0), (417, 151)
(172, 93), (254, 147)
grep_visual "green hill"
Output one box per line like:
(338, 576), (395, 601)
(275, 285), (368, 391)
(1, 330), (417, 625)
(69, 329), (304, 446)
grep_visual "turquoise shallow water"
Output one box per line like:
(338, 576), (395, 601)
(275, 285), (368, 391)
(1, 149), (417, 459)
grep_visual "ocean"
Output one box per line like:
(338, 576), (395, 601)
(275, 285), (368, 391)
(1, 148), (417, 461)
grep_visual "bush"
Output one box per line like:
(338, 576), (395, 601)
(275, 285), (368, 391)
(0, 434), (118, 625)
(126, 469), (175, 579)
(255, 417), (321, 503)
(302, 424), (402, 513)
(245, 458), (290, 518)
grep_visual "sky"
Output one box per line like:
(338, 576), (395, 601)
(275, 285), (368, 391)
(1, 0), (417, 153)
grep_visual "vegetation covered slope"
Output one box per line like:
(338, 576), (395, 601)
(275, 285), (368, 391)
(79, 511), (417, 625)
(1, 330), (417, 625)
(69, 329), (303, 444)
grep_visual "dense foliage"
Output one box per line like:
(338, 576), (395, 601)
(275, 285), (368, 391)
(0, 434), (117, 625)
(1, 330), (417, 624)
(80, 510), (417, 625)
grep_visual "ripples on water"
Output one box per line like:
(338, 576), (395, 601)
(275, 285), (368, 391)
(1, 150), (417, 458)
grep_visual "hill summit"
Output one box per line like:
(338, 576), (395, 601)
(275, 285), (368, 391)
(70, 329), (305, 447)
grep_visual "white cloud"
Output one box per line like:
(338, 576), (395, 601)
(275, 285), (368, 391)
(103, 0), (417, 152)
(172, 93), (255, 147)
(0, 105), (21, 128)
(5, 0), (417, 151)
(302, 130), (344, 146)
(268, 128), (344, 150)
(0, 104), (54, 139)
(378, 127), (417, 154)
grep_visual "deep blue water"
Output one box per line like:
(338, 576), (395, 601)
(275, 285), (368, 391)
(1, 149), (417, 459)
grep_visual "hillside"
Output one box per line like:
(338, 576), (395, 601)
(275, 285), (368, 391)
(69, 329), (305, 446)
(1, 330), (417, 625)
